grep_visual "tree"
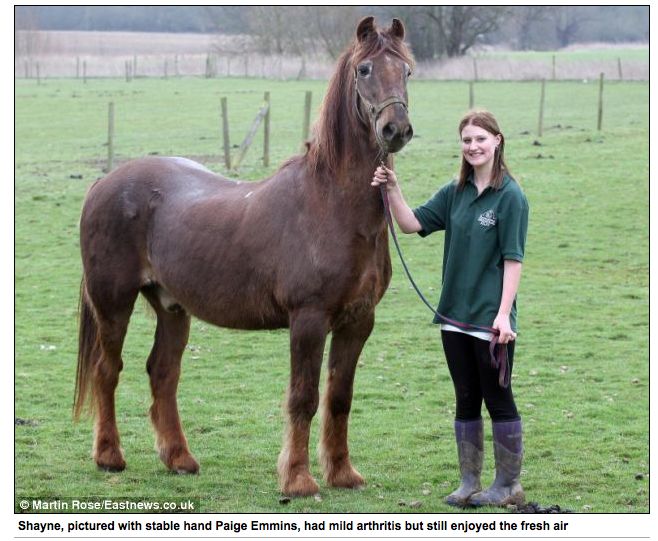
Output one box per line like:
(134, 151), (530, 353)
(384, 6), (509, 59)
(512, 6), (552, 50)
(497, 6), (645, 51)
(303, 6), (360, 59)
(246, 6), (290, 55)
(245, 6), (360, 59)
(551, 7), (592, 48)
(15, 6), (48, 58)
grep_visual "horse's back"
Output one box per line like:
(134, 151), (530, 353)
(80, 156), (292, 329)
(80, 155), (259, 251)
(84, 156), (244, 205)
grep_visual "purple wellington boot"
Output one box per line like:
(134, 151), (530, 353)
(469, 419), (525, 507)
(445, 418), (484, 507)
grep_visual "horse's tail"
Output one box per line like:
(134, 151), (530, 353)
(73, 277), (99, 421)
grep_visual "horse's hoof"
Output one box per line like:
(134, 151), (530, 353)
(169, 454), (200, 475)
(95, 457), (126, 472)
(172, 468), (199, 475)
(282, 472), (320, 497)
(327, 465), (365, 490)
(95, 447), (126, 472)
(172, 464), (199, 475)
(97, 462), (126, 473)
(158, 443), (200, 474)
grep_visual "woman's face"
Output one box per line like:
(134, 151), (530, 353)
(461, 124), (501, 170)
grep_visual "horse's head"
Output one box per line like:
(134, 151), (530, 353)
(352, 17), (414, 154)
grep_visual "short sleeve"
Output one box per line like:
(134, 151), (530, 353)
(412, 182), (453, 238)
(498, 188), (529, 261)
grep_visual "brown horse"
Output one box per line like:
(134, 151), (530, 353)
(74, 16), (413, 497)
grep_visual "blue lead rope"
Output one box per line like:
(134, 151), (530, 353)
(379, 183), (510, 388)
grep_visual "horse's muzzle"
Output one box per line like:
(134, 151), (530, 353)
(378, 105), (413, 153)
(380, 119), (413, 153)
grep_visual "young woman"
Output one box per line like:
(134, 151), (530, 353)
(372, 110), (529, 507)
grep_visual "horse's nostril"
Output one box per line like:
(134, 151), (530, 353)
(404, 124), (414, 141)
(382, 122), (398, 141)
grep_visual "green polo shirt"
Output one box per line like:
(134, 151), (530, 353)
(412, 174), (529, 331)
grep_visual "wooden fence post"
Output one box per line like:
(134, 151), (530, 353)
(472, 56), (479, 81)
(538, 79), (546, 137)
(133, 55), (137, 78)
(221, 97), (231, 170)
(617, 57), (623, 81)
(302, 91), (312, 148)
(233, 103), (270, 170)
(297, 56), (307, 80)
(36, 62), (41, 85)
(468, 81), (474, 109)
(106, 102), (115, 173)
(552, 54), (556, 80)
(83, 61), (87, 84)
(263, 91), (270, 167)
(597, 72), (604, 131)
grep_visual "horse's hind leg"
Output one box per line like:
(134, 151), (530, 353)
(319, 312), (374, 489)
(142, 288), (198, 474)
(87, 289), (138, 472)
(278, 308), (329, 496)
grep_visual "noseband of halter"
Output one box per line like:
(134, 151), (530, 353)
(354, 70), (408, 151)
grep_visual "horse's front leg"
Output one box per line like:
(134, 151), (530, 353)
(319, 311), (374, 489)
(278, 308), (329, 497)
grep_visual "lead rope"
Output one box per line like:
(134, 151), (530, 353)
(377, 163), (510, 388)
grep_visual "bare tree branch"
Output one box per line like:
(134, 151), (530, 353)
(395, 6), (508, 59)
(552, 7), (592, 47)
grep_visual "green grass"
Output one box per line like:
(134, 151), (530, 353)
(15, 76), (648, 513)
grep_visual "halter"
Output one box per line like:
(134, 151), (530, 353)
(354, 72), (408, 152)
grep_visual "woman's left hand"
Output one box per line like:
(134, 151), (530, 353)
(493, 313), (517, 344)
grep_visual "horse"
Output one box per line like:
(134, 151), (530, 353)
(74, 16), (414, 497)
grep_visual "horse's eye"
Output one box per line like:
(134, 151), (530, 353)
(357, 63), (372, 77)
(405, 63), (412, 79)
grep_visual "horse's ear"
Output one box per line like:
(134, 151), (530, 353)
(390, 18), (405, 40)
(356, 16), (375, 42)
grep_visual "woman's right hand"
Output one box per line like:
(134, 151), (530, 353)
(371, 165), (422, 233)
(371, 165), (398, 191)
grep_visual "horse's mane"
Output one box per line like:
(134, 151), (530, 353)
(306, 22), (414, 177)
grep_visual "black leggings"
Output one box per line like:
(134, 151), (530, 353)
(441, 330), (520, 422)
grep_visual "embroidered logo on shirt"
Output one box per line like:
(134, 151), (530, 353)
(478, 209), (497, 227)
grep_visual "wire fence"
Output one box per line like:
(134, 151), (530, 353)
(15, 51), (649, 82)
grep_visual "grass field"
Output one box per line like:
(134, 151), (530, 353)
(14, 74), (648, 513)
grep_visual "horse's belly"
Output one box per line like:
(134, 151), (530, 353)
(148, 267), (288, 331)
(194, 298), (289, 330)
